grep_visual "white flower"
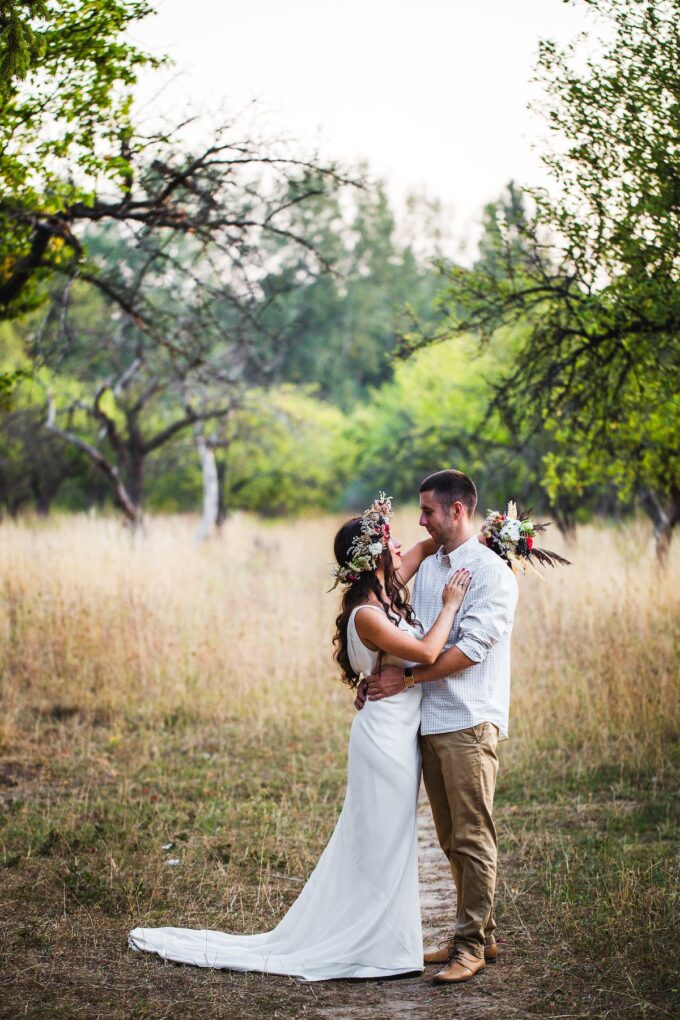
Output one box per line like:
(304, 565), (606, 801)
(368, 542), (383, 556)
(500, 519), (521, 542)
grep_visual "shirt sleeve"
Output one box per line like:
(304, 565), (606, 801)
(454, 561), (518, 664)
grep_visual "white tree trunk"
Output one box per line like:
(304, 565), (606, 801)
(195, 433), (219, 542)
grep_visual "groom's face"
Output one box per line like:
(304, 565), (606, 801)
(419, 490), (458, 546)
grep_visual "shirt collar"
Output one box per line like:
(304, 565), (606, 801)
(436, 534), (479, 568)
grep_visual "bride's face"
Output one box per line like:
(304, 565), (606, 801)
(388, 536), (402, 571)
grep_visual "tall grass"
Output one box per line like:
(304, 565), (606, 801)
(1, 511), (677, 776)
(0, 512), (678, 1018)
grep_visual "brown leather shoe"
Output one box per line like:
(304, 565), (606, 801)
(424, 939), (497, 965)
(423, 941), (454, 965)
(433, 947), (486, 984)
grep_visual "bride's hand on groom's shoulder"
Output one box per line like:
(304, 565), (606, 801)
(354, 680), (368, 712)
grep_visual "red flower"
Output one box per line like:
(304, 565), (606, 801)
(526, 536), (534, 550)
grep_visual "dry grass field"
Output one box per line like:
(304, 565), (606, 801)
(0, 511), (678, 1019)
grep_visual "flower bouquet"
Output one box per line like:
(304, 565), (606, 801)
(481, 501), (571, 574)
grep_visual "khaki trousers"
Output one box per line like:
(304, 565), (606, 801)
(421, 723), (500, 959)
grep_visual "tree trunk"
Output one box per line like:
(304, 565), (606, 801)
(216, 457), (227, 529)
(124, 449), (145, 531)
(551, 506), (577, 544)
(30, 473), (65, 517)
(32, 485), (52, 516)
(126, 452), (144, 508)
(195, 430), (219, 542)
(639, 487), (680, 565)
(45, 419), (141, 527)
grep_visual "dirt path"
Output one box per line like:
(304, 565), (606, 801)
(307, 792), (530, 1020)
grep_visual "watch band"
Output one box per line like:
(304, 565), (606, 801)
(403, 667), (415, 688)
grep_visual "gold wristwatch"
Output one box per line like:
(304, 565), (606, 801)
(403, 667), (415, 688)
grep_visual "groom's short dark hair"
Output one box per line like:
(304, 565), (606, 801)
(419, 469), (477, 515)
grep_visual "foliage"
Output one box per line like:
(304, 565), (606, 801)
(221, 387), (350, 516)
(2, 177), (456, 522)
(132, 387), (352, 518)
(399, 0), (680, 552)
(5, 0), (672, 530)
(259, 182), (442, 407)
(0, 1), (47, 88)
(0, 384), (93, 515)
(0, 322), (104, 513)
(0, 1), (356, 525)
(345, 338), (551, 514)
(0, 0), (161, 316)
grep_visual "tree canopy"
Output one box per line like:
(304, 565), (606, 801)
(399, 0), (680, 555)
(1, 0), (676, 554)
(0, 1), (162, 314)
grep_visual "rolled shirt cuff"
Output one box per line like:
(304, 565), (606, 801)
(454, 638), (486, 664)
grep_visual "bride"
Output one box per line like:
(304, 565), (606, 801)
(129, 493), (471, 981)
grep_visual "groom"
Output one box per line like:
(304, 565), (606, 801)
(358, 469), (518, 984)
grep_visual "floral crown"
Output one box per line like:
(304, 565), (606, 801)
(332, 492), (393, 588)
(481, 500), (571, 575)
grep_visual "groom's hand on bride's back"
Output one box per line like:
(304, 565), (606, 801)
(365, 665), (404, 701)
(354, 680), (368, 711)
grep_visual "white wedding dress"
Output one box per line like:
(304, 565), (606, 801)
(129, 604), (423, 981)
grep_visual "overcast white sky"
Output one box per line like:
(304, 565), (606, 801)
(131, 0), (593, 252)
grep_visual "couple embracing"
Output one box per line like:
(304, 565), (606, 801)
(130, 469), (519, 986)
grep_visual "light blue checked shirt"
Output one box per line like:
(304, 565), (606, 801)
(413, 535), (518, 738)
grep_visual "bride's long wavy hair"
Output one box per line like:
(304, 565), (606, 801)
(332, 517), (416, 689)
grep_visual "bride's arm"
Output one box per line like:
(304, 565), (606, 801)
(354, 569), (471, 665)
(398, 537), (438, 584)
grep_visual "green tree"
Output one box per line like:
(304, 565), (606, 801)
(1, 2), (47, 87)
(0, 322), (104, 512)
(261, 182), (442, 406)
(36, 197), (347, 526)
(0, 1), (347, 338)
(0, 1), (159, 402)
(400, 0), (680, 558)
(0, 385), (93, 515)
(220, 386), (350, 517)
(345, 339), (544, 513)
(0, 0), (161, 315)
(0, 0), (354, 525)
